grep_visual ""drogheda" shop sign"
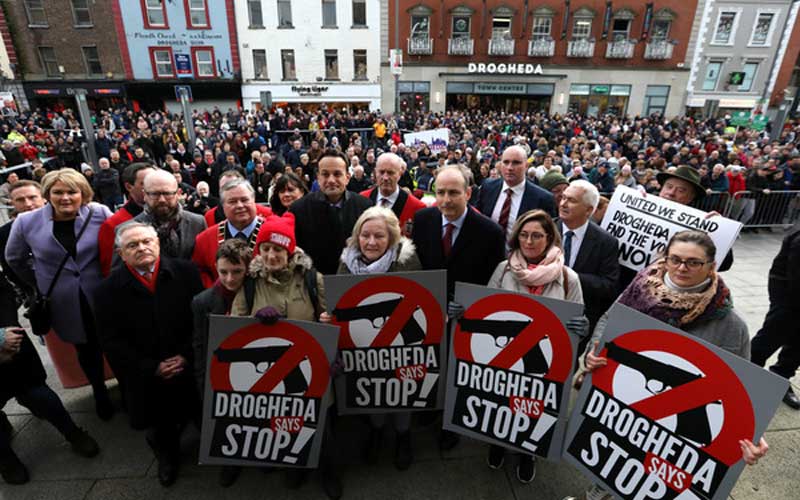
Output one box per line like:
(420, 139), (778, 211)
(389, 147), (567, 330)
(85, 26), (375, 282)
(468, 63), (544, 75)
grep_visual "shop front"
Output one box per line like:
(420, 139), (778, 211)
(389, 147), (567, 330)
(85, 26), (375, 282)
(242, 83), (381, 112)
(567, 84), (631, 116)
(445, 82), (554, 112)
(24, 82), (127, 111)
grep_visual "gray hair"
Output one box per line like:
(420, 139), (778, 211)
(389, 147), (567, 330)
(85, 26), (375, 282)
(569, 179), (600, 211)
(220, 177), (255, 203)
(346, 206), (402, 253)
(114, 221), (157, 250)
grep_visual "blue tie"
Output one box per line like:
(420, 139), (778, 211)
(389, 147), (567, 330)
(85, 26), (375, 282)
(563, 230), (574, 267)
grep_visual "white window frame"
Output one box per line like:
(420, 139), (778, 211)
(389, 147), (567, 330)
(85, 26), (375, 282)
(748, 9), (779, 47)
(153, 49), (174, 77)
(491, 16), (512, 39)
(144, 0), (167, 28)
(277, 0), (293, 28)
(710, 9), (742, 46)
(651, 19), (671, 41)
(248, 0), (264, 28)
(187, 0), (209, 28)
(71, 0), (92, 27)
(322, 0), (337, 28)
(194, 49), (215, 77)
(532, 17), (552, 40)
(739, 62), (759, 92)
(610, 18), (631, 41)
(410, 15), (430, 38)
(24, 0), (48, 27)
(252, 49), (268, 79)
(573, 17), (593, 39)
(351, 0), (367, 27)
(702, 61), (723, 91)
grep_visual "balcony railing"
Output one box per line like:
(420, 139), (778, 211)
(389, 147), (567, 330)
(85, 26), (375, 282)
(644, 39), (674, 60)
(567, 38), (595, 58)
(528, 38), (555, 57)
(448, 37), (474, 56)
(488, 37), (515, 56)
(408, 37), (433, 55)
(605, 38), (636, 59)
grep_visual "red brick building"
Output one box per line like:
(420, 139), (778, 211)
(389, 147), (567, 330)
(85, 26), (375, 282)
(381, 0), (697, 116)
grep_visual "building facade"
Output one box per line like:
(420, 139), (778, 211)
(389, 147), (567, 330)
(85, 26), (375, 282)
(382, 0), (697, 117)
(236, 0), (382, 111)
(113, 0), (240, 111)
(0, 5), (25, 111)
(684, 0), (799, 118)
(4, 0), (126, 110)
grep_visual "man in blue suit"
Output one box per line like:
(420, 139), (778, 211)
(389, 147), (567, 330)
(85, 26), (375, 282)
(476, 145), (555, 246)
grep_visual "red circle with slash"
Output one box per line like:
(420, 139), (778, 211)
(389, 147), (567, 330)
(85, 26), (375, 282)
(592, 329), (754, 466)
(209, 322), (330, 398)
(332, 275), (444, 349)
(453, 293), (573, 382)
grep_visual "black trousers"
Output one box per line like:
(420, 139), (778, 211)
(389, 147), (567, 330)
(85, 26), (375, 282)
(75, 291), (108, 396)
(751, 292), (800, 380)
(0, 384), (78, 459)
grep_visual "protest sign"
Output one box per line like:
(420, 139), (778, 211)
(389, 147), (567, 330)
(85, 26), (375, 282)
(563, 304), (788, 500)
(404, 128), (449, 153)
(325, 271), (447, 414)
(199, 316), (339, 468)
(442, 282), (583, 460)
(600, 186), (742, 271)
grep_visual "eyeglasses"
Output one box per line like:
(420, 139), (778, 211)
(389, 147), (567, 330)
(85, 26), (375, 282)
(665, 255), (709, 270)
(518, 231), (547, 242)
(145, 190), (178, 199)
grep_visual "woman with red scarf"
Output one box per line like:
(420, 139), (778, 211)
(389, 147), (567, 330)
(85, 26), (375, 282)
(484, 209), (588, 483)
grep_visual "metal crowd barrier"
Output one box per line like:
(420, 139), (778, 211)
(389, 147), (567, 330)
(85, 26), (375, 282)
(724, 190), (800, 228)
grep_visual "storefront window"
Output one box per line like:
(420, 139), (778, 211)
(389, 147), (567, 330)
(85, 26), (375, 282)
(398, 81), (430, 113)
(445, 82), (553, 113)
(568, 84), (630, 116)
(644, 85), (670, 116)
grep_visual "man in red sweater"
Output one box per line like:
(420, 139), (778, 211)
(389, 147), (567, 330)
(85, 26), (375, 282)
(192, 178), (270, 287)
(360, 152), (425, 237)
(97, 163), (158, 277)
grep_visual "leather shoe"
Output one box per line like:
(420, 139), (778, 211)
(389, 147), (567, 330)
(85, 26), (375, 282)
(516, 455), (536, 484)
(487, 445), (504, 469)
(0, 450), (29, 485)
(438, 430), (460, 451)
(218, 465), (241, 487)
(784, 387), (800, 410)
(157, 456), (178, 487)
(66, 428), (100, 458)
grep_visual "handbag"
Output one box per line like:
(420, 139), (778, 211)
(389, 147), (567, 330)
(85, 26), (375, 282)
(26, 207), (94, 336)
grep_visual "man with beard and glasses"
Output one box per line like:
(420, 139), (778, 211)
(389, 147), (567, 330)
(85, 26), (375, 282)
(133, 170), (206, 260)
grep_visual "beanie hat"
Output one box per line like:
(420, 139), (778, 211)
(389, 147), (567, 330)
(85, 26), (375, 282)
(540, 170), (569, 192)
(255, 213), (296, 254)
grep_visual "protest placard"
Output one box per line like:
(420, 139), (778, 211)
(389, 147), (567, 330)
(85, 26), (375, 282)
(563, 304), (788, 500)
(442, 282), (583, 460)
(600, 186), (742, 271)
(404, 128), (450, 153)
(198, 316), (339, 468)
(325, 271), (447, 414)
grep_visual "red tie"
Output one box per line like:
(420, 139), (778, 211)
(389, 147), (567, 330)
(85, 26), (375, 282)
(142, 271), (153, 282)
(498, 188), (513, 233)
(442, 223), (454, 258)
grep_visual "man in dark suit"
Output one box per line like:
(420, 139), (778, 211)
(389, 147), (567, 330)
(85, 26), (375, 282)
(557, 180), (620, 343)
(476, 145), (556, 246)
(95, 222), (203, 487)
(290, 149), (372, 275)
(412, 165), (506, 451)
(360, 152), (426, 237)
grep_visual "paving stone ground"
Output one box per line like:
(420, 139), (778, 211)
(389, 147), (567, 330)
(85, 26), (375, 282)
(1, 231), (797, 500)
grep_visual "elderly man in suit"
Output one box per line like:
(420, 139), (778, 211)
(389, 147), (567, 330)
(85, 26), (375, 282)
(360, 152), (426, 237)
(476, 145), (556, 246)
(95, 222), (203, 487)
(556, 180), (620, 343)
(134, 169), (206, 260)
(412, 165), (506, 451)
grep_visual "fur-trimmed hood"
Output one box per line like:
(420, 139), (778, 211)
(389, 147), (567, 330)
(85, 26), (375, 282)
(339, 237), (417, 266)
(248, 246), (314, 279)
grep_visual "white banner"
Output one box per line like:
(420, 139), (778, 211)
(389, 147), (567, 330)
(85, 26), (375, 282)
(403, 128), (449, 153)
(600, 186), (742, 271)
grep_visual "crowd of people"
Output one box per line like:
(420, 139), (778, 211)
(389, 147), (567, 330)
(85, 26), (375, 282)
(0, 104), (798, 499)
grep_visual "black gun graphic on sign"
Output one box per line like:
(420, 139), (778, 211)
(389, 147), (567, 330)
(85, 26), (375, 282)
(457, 318), (550, 375)
(333, 297), (426, 345)
(605, 341), (715, 447)
(214, 345), (308, 394)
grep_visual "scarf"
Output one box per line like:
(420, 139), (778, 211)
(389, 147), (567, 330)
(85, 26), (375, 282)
(144, 203), (183, 258)
(342, 245), (398, 275)
(213, 280), (238, 314)
(507, 246), (564, 295)
(618, 258), (732, 328)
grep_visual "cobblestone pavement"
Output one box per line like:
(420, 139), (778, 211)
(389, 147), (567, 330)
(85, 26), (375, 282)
(1, 231), (797, 500)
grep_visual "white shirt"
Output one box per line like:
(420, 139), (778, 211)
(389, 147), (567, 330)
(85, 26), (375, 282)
(442, 208), (468, 245)
(561, 220), (590, 268)
(490, 180), (526, 241)
(377, 187), (400, 208)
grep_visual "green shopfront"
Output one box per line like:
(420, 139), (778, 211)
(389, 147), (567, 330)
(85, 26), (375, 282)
(568, 84), (632, 116)
(445, 82), (554, 112)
